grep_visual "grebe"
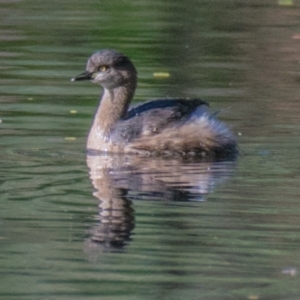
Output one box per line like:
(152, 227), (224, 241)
(71, 49), (237, 158)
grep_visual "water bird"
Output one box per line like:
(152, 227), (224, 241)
(71, 49), (237, 158)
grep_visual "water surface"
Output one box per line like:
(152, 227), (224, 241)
(1, 0), (300, 299)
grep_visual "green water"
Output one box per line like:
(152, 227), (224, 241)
(1, 0), (300, 299)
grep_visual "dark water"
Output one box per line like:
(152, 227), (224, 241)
(1, 0), (300, 299)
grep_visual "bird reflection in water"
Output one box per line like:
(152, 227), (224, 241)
(84, 153), (236, 254)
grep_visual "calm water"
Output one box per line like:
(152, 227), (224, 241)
(1, 0), (300, 299)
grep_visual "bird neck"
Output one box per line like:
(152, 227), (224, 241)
(92, 83), (136, 137)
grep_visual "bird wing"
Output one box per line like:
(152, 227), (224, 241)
(111, 98), (209, 142)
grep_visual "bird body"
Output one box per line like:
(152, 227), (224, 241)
(72, 49), (237, 158)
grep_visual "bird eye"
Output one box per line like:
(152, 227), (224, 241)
(99, 65), (108, 72)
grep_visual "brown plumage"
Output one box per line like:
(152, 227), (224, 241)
(71, 49), (237, 158)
